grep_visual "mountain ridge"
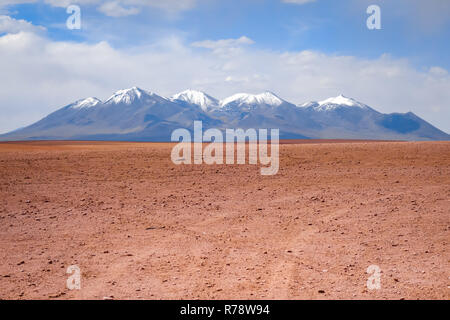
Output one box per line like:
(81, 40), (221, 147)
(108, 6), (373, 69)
(1, 87), (448, 141)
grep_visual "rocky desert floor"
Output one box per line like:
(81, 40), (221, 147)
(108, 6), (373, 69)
(0, 140), (448, 300)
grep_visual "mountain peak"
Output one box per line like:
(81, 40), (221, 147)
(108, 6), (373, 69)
(318, 95), (365, 108)
(220, 91), (284, 107)
(105, 87), (152, 105)
(258, 91), (284, 104)
(171, 89), (218, 111)
(70, 97), (102, 109)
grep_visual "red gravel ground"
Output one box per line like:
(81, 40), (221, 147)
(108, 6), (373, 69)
(0, 140), (448, 299)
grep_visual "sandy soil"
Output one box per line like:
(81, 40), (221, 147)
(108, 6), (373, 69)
(0, 140), (448, 300)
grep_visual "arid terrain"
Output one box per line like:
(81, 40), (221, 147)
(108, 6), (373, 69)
(0, 140), (448, 300)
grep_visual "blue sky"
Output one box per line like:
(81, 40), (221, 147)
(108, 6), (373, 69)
(0, 0), (449, 133)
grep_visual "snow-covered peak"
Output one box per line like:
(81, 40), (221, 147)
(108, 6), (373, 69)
(220, 91), (284, 107)
(171, 89), (218, 111)
(298, 101), (318, 108)
(70, 97), (102, 109)
(105, 87), (153, 105)
(317, 95), (366, 109)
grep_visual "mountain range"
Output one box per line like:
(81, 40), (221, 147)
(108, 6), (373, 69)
(1, 87), (448, 141)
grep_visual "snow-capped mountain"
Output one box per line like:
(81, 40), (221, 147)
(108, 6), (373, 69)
(105, 87), (146, 104)
(314, 94), (373, 111)
(104, 87), (169, 105)
(219, 91), (284, 108)
(0, 88), (448, 141)
(171, 89), (219, 112)
(70, 97), (102, 109)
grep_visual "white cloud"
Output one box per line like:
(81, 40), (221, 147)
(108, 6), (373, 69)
(124, 0), (196, 13)
(191, 36), (254, 57)
(98, 1), (139, 17)
(1, 0), (197, 16)
(429, 66), (448, 77)
(0, 27), (449, 134)
(192, 36), (254, 49)
(0, 14), (45, 33)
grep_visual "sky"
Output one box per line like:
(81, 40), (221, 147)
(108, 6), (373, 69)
(0, 0), (450, 134)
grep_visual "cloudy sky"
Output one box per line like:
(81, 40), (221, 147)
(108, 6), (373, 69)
(1, 0), (450, 133)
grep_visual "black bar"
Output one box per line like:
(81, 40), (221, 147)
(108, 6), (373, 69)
(1, 300), (447, 318)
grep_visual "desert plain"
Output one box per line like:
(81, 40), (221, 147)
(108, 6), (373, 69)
(0, 140), (448, 299)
